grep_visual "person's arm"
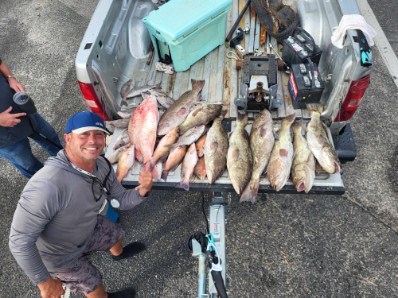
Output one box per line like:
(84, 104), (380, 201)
(0, 58), (25, 92)
(9, 180), (59, 287)
(104, 162), (152, 210)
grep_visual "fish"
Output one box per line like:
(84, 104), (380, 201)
(168, 125), (206, 149)
(227, 114), (253, 195)
(176, 143), (198, 191)
(194, 156), (207, 180)
(267, 113), (296, 191)
(306, 109), (341, 174)
(148, 89), (175, 109)
(291, 122), (315, 193)
(117, 111), (132, 119)
(195, 133), (207, 158)
(116, 145), (135, 182)
(240, 109), (275, 203)
(106, 118), (130, 129)
(128, 94), (159, 176)
(112, 130), (130, 150)
(161, 145), (187, 181)
(179, 104), (223, 135)
(105, 143), (130, 164)
(126, 83), (160, 99)
(204, 116), (229, 184)
(120, 79), (135, 106)
(157, 79), (205, 136)
(152, 127), (180, 164)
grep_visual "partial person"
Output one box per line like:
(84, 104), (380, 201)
(0, 57), (62, 178)
(9, 111), (153, 298)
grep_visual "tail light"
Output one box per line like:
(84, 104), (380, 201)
(334, 75), (370, 122)
(78, 81), (110, 120)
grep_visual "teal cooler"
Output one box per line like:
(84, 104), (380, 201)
(143, 0), (232, 72)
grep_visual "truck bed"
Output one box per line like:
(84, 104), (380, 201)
(104, 0), (345, 194)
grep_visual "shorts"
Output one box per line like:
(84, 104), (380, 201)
(51, 215), (125, 295)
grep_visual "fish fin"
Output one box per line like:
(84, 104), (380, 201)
(166, 143), (177, 150)
(260, 126), (268, 137)
(231, 147), (240, 160)
(295, 181), (306, 192)
(177, 107), (187, 117)
(151, 165), (159, 180)
(335, 161), (341, 174)
(175, 180), (189, 191)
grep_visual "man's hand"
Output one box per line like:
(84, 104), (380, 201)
(0, 106), (26, 127)
(135, 167), (153, 197)
(8, 77), (25, 92)
(37, 277), (64, 298)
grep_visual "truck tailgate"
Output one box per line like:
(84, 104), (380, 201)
(104, 0), (345, 194)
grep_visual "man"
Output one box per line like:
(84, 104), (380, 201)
(9, 111), (153, 297)
(0, 57), (62, 178)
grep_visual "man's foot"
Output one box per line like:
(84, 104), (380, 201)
(108, 287), (136, 298)
(112, 242), (146, 261)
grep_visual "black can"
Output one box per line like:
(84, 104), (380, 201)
(13, 92), (37, 115)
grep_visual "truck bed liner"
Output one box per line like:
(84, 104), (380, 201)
(105, 0), (345, 194)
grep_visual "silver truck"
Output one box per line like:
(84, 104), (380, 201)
(75, 0), (373, 195)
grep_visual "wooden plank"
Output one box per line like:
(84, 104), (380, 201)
(215, 42), (226, 103)
(254, 13), (260, 51)
(202, 52), (212, 100)
(172, 70), (190, 99)
(226, 0), (239, 119)
(248, 6), (256, 52)
(207, 48), (222, 103)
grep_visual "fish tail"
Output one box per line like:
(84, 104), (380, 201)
(191, 79), (205, 92)
(284, 113), (296, 124)
(239, 185), (253, 203)
(240, 179), (260, 204)
(161, 170), (169, 181)
(306, 104), (324, 113)
(175, 179), (190, 191)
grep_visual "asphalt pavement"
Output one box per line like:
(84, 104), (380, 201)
(0, 0), (397, 297)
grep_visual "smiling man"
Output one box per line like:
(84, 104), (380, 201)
(9, 111), (152, 298)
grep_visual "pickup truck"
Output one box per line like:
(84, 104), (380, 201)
(75, 0), (372, 195)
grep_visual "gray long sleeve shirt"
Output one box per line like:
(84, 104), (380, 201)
(9, 150), (145, 285)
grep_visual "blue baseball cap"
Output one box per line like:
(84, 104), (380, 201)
(65, 111), (110, 134)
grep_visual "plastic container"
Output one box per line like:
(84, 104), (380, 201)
(143, 0), (232, 72)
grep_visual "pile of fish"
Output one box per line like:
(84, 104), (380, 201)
(106, 79), (341, 202)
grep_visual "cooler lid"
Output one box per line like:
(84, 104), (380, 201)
(143, 0), (232, 41)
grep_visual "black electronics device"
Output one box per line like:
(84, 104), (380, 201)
(288, 61), (325, 109)
(282, 28), (322, 66)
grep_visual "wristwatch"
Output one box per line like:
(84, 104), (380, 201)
(6, 74), (15, 79)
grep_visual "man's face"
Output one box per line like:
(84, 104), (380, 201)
(64, 130), (106, 162)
